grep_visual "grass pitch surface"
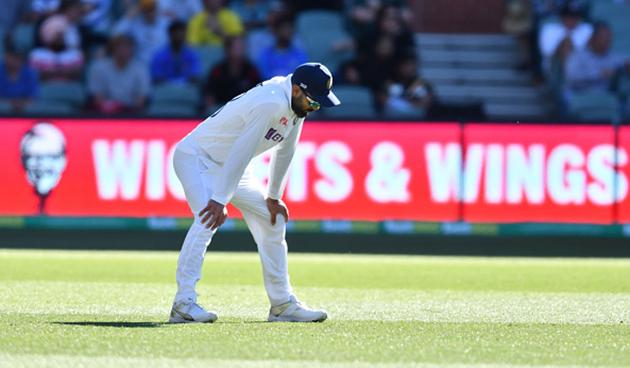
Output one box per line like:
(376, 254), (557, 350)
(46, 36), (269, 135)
(1, 249), (629, 367)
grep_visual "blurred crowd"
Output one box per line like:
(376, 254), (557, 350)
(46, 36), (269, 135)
(503, 0), (630, 119)
(0, 0), (433, 118)
(2, 0), (629, 121)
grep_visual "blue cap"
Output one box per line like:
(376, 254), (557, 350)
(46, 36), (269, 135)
(291, 63), (341, 107)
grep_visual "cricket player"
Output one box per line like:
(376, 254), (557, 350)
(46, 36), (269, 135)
(169, 63), (340, 323)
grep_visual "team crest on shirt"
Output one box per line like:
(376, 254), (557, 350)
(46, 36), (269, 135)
(279, 117), (288, 126)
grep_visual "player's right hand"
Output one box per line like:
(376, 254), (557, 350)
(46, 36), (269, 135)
(199, 200), (228, 230)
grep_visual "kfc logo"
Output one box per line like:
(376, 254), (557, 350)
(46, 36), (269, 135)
(20, 122), (67, 214)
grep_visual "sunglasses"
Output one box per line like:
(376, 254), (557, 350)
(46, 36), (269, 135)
(301, 88), (321, 110)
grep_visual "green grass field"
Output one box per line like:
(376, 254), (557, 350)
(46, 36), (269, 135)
(1, 249), (630, 367)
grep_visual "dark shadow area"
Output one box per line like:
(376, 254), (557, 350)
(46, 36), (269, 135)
(3, 228), (630, 257)
(53, 321), (167, 328)
(218, 320), (269, 324)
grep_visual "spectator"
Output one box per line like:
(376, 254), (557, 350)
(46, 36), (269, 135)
(376, 5), (414, 58)
(150, 20), (201, 84)
(87, 35), (151, 114)
(355, 4), (414, 65)
(346, 0), (381, 39)
(345, 0), (413, 40)
(564, 22), (630, 99)
(383, 54), (434, 118)
(186, 0), (244, 46)
(336, 59), (363, 86)
(113, 0), (169, 64)
(538, 3), (592, 75)
(358, 35), (396, 93)
(531, 0), (589, 19)
(229, 0), (271, 31)
(256, 13), (307, 79)
(30, 0), (63, 49)
(502, 0), (534, 70)
(29, 0), (85, 81)
(204, 36), (261, 108)
(158, 0), (202, 21)
(245, 2), (305, 62)
(0, 45), (39, 112)
(30, 0), (62, 20)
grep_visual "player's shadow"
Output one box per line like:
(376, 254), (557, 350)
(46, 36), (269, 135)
(53, 321), (167, 328)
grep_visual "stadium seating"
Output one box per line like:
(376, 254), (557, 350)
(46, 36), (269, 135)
(12, 23), (35, 54)
(420, 67), (531, 86)
(39, 81), (86, 108)
(322, 85), (374, 119)
(617, 73), (630, 99)
(146, 103), (197, 117)
(0, 100), (12, 113)
(152, 83), (200, 107)
(296, 11), (353, 73)
(417, 33), (551, 120)
(618, 73), (630, 120)
(24, 100), (75, 115)
(567, 90), (620, 122)
(297, 11), (345, 33)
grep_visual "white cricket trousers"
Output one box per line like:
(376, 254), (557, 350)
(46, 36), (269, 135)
(172, 147), (293, 307)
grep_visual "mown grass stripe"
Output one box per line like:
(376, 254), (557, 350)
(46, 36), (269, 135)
(0, 354), (625, 368)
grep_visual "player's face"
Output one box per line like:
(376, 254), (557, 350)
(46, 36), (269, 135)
(291, 88), (320, 118)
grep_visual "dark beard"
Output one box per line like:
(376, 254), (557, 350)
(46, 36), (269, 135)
(291, 96), (308, 118)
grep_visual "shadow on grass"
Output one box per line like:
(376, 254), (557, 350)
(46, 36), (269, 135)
(52, 321), (167, 328)
(53, 320), (279, 327)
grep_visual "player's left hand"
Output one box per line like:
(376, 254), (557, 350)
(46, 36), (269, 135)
(266, 198), (289, 226)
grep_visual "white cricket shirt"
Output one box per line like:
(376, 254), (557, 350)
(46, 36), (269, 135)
(177, 75), (305, 206)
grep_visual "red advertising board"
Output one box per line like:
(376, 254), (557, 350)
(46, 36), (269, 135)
(0, 118), (460, 221)
(3, 119), (191, 217)
(1, 118), (628, 223)
(461, 124), (618, 223)
(618, 126), (630, 223)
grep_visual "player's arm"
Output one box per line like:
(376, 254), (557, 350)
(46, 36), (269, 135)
(199, 103), (277, 229)
(265, 121), (304, 225)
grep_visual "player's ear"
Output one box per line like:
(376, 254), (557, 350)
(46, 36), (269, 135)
(291, 84), (301, 97)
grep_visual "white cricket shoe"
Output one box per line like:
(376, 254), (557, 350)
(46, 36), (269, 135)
(268, 296), (328, 322)
(168, 300), (218, 323)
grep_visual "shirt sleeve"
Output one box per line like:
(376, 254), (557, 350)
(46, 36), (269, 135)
(210, 102), (278, 205)
(267, 120), (304, 200)
(539, 23), (562, 58)
(221, 10), (244, 36)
